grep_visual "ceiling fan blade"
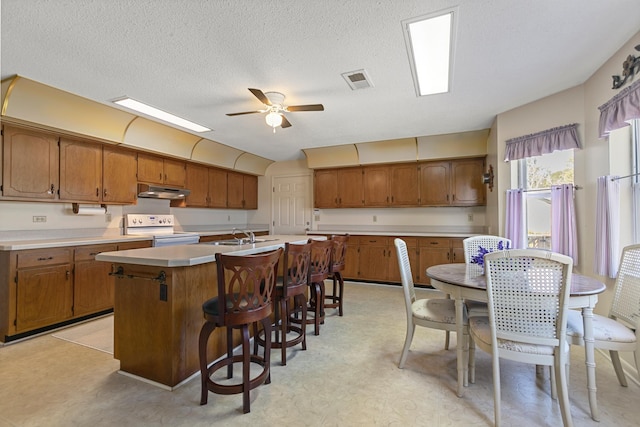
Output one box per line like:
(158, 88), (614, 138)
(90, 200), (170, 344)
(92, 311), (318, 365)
(280, 114), (292, 128)
(248, 88), (271, 105)
(286, 104), (324, 112)
(226, 111), (262, 116)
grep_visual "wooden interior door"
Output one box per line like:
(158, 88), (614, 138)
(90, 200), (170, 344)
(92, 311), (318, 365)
(272, 174), (312, 235)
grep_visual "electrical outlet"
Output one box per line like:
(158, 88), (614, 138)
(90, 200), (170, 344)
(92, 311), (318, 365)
(105, 213), (112, 222)
(467, 213), (474, 222)
(373, 215), (377, 222)
(33, 215), (47, 223)
(227, 215), (231, 221)
(314, 214), (320, 221)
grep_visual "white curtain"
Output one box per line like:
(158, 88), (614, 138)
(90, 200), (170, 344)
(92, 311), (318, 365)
(551, 184), (578, 265)
(505, 189), (526, 249)
(595, 176), (620, 278)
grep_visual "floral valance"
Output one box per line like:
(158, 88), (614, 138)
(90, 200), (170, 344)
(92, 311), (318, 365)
(503, 123), (581, 162)
(598, 79), (640, 138)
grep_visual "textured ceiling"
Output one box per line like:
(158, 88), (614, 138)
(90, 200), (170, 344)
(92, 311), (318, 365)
(2, 1), (640, 162)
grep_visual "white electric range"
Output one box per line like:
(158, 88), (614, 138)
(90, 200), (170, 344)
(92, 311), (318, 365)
(124, 214), (200, 247)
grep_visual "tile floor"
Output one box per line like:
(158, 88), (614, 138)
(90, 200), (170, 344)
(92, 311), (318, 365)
(0, 282), (638, 426)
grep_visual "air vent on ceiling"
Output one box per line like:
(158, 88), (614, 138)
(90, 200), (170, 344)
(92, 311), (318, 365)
(341, 69), (374, 90)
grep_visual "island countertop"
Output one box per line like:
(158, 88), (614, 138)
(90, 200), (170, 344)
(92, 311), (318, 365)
(95, 235), (317, 267)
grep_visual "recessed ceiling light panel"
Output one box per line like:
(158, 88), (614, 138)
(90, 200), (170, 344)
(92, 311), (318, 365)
(402, 8), (457, 96)
(112, 97), (211, 132)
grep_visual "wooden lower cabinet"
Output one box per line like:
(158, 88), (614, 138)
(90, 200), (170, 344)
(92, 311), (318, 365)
(0, 240), (153, 342)
(416, 237), (464, 285)
(73, 244), (117, 317)
(358, 236), (389, 282)
(14, 248), (74, 332)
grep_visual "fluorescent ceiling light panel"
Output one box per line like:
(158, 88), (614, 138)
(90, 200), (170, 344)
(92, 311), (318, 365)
(403, 10), (455, 96)
(113, 97), (211, 132)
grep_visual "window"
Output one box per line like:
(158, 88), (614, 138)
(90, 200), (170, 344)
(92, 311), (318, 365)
(518, 150), (575, 249)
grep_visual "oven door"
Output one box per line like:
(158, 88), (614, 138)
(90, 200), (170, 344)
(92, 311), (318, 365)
(153, 233), (200, 247)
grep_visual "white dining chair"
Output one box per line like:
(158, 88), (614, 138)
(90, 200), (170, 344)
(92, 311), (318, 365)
(468, 249), (574, 427)
(566, 243), (640, 387)
(394, 238), (470, 369)
(462, 235), (512, 265)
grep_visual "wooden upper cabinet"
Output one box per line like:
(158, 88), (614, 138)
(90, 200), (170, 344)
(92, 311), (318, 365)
(363, 165), (390, 207)
(419, 158), (485, 206)
(338, 167), (364, 207)
(419, 161), (451, 206)
(183, 163), (209, 207)
(59, 138), (102, 202)
(314, 169), (339, 208)
(2, 126), (59, 199)
(227, 171), (257, 209)
(450, 158), (485, 206)
(390, 163), (420, 206)
(137, 153), (186, 187)
(363, 163), (419, 207)
(102, 146), (138, 204)
(208, 168), (228, 208)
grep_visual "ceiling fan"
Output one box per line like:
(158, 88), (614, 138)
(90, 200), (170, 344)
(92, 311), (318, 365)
(226, 88), (324, 132)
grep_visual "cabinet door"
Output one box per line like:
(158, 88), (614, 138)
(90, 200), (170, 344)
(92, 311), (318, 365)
(451, 159), (485, 206)
(2, 126), (59, 199)
(343, 237), (359, 279)
(363, 165), (390, 207)
(208, 168), (228, 208)
(162, 158), (186, 187)
(358, 237), (389, 281)
(227, 172), (244, 208)
(184, 163), (209, 207)
(243, 174), (258, 209)
(417, 248), (451, 285)
(103, 146), (138, 203)
(137, 153), (164, 184)
(59, 138), (102, 202)
(16, 264), (73, 332)
(314, 169), (339, 208)
(338, 167), (364, 207)
(451, 238), (464, 263)
(419, 161), (451, 206)
(390, 163), (419, 206)
(74, 244), (117, 316)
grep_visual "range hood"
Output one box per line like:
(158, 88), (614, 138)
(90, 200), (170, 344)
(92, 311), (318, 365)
(137, 183), (191, 199)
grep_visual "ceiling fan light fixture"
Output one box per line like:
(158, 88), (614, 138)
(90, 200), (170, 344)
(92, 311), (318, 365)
(265, 110), (283, 131)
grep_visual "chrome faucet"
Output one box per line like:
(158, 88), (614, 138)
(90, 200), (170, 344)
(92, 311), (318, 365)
(232, 227), (255, 243)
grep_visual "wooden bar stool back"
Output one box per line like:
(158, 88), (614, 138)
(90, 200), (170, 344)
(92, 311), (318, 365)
(198, 248), (282, 414)
(254, 240), (312, 365)
(325, 234), (349, 316)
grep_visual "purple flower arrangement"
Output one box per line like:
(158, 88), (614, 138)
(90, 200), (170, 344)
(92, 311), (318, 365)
(470, 241), (510, 266)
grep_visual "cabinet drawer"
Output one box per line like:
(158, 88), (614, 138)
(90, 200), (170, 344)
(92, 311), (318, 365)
(359, 236), (389, 246)
(419, 238), (450, 248)
(451, 238), (464, 248)
(17, 248), (72, 268)
(75, 244), (117, 262)
(117, 240), (152, 251)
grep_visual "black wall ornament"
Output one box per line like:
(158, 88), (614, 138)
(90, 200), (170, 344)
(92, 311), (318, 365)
(612, 44), (640, 89)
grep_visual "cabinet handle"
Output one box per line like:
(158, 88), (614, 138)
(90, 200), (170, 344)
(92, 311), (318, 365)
(386, 196), (389, 203)
(430, 242), (438, 245)
(104, 189), (108, 197)
(66, 270), (71, 279)
(47, 184), (55, 195)
(446, 194), (449, 201)
(89, 252), (100, 256)
(160, 173), (163, 180)
(452, 194), (455, 201)
(391, 196), (394, 202)
(447, 251), (450, 260)
(96, 188), (99, 197)
(37, 256), (53, 261)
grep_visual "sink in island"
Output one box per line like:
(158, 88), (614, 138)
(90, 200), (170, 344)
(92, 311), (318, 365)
(95, 235), (317, 389)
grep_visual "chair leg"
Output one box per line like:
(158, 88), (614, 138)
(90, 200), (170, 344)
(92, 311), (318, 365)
(241, 324), (251, 414)
(492, 352), (502, 427)
(226, 327), (234, 379)
(198, 321), (217, 405)
(399, 323), (415, 368)
(280, 297), (288, 366)
(337, 272), (344, 316)
(261, 315), (272, 385)
(555, 356), (574, 427)
(550, 366), (558, 400)
(299, 294), (307, 350)
(468, 333), (476, 383)
(444, 331), (450, 350)
(610, 350), (628, 387)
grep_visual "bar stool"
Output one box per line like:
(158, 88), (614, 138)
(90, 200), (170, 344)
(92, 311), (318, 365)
(198, 248), (282, 414)
(325, 234), (348, 317)
(254, 240), (312, 365)
(290, 238), (333, 336)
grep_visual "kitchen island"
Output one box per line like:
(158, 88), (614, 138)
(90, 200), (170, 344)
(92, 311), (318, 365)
(95, 235), (315, 389)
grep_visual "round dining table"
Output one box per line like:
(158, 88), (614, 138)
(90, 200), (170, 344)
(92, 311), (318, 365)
(426, 263), (606, 421)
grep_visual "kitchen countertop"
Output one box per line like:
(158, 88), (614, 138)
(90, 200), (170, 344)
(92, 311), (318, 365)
(95, 235), (318, 267)
(308, 230), (480, 238)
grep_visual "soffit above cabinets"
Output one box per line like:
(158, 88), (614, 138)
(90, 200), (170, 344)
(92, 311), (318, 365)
(0, 75), (274, 175)
(303, 129), (489, 169)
